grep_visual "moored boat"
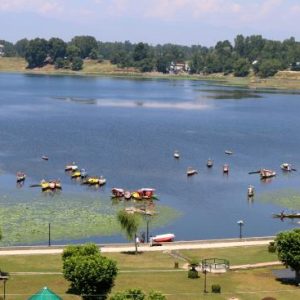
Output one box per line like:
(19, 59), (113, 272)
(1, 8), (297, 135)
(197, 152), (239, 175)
(16, 172), (26, 183)
(280, 163), (292, 172)
(206, 158), (213, 168)
(173, 150), (180, 159)
(41, 179), (62, 191)
(83, 176), (106, 186)
(42, 155), (49, 161)
(225, 150), (233, 155)
(65, 163), (78, 172)
(124, 190), (131, 200)
(247, 185), (254, 197)
(112, 188), (125, 198)
(260, 169), (276, 179)
(71, 170), (81, 178)
(223, 164), (229, 173)
(150, 233), (175, 245)
(187, 167), (198, 176)
(273, 212), (300, 219)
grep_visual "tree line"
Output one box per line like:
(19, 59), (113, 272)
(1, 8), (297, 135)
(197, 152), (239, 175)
(1, 34), (300, 77)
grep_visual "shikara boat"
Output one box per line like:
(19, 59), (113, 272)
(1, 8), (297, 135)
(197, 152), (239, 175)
(260, 169), (276, 179)
(187, 167), (198, 176)
(83, 176), (106, 186)
(16, 172), (26, 183)
(225, 150), (233, 155)
(273, 212), (300, 219)
(207, 159), (213, 168)
(131, 188), (156, 200)
(247, 185), (255, 197)
(42, 155), (49, 161)
(111, 188), (125, 198)
(223, 164), (229, 173)
(280, 163), (292, 172)
(173, 150), (180, 159)
(65, 163), (78, 172)
(41, 180), (62, 191)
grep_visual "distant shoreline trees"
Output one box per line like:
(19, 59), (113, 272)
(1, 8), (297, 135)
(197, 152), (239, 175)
(1, 34), (300, 77)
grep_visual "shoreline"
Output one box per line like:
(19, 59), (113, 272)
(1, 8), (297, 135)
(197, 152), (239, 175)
(2, 57), (300, 91)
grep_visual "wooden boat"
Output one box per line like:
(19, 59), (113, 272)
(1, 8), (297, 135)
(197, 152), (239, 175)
(187, 167), (198, 176)
(225, 150), (233, 155)
(173, 150), (180, 159)
(273, 212), (300, 219)
(41, 180), (62, 191)
(131, 188), (156, 200)
(247, 185), (254, 197)
(207, 159), (213, 168)
(260, 169), (276, 179)
(150, 233), (175, 245)
(223, 164), (229, 173)
(16, 172), (26, 183)
(112, 188), (125, 198)
(71, 169), (87, 179)
(42, 155), (48, 161)
(124, 190), (131, 200)
(65, 163), (78, 172)
(71, 170), (81, 178)
(83, 176), (106, 186)
(280, 163), (292, 172)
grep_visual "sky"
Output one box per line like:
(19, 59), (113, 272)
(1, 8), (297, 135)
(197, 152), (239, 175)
(1, 0), (300, 46)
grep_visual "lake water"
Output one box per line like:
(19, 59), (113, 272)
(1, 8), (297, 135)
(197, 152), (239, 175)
(1, 73), (300, 245)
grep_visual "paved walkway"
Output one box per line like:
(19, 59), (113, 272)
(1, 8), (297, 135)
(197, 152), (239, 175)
(0, 237), (274, 256)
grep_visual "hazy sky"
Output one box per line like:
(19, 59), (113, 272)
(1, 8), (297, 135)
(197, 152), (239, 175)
(1, 0), (300, 46)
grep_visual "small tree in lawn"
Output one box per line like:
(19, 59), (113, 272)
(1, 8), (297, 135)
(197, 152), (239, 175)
(275, 229), (300, 283)
(62, 243), (118, 300)
(117, 210), (140, 254)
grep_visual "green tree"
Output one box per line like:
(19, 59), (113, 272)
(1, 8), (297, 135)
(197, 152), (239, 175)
(257, 59), (282, 77)
(15, 38), (29, 57)
(66, 44), (81, 61)
(275, 229), (300, 282)
(71, 57), (83, 71)
(89, 48), (100, 60)
(233, 58), (250, 77)
(25, 38), (48, 68)
(70, 35), (98, 58)
(48, 37), (66, 62)
(0, 40), (16, 57)
(54, 57), (65, 69)
(117, 210), (140, 254)
(133, 43), (155, 72)
(62, 244), (118, 300)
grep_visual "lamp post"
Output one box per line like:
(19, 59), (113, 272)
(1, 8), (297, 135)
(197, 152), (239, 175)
(48, 223), (51, 247)
(237, 220), (244, 239)
(203, 269), (207, 293)
(144, 213), (152, 243)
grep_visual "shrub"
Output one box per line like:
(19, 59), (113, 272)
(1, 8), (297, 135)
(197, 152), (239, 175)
(268, 241), (276, 253)
(211, 284), (221, 293)
(188, 269), (199, 279)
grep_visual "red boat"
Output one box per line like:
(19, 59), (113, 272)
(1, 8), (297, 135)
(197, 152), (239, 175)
(132, 188), (156, 200)
(150, 233), (175, 245)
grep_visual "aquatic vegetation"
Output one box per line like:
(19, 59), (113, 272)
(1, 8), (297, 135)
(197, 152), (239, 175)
(259, 190), (300, 210)
(0, 193), (180, 246)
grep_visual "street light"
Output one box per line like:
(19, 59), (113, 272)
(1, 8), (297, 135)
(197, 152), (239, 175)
(237, 220), (244, 239)
(144, 213), (152, 243)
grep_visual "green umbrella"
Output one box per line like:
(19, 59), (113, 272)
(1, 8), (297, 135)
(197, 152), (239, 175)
(28, 286), (62, 300)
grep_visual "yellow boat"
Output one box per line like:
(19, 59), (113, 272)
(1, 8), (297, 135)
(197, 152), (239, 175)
(71, 170), (81, 178)
(131, 191), (142, 200)
(41, 180), (62, 191)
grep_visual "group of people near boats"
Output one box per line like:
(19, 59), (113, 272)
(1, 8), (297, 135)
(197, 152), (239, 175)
(111, 187), (156, 201)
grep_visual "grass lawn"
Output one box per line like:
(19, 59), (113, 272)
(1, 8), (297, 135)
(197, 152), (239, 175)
(0, 245), (296, 299)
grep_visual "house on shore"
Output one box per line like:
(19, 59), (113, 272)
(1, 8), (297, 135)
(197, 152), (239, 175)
(0, 44), (4, 57)
(169, 61), (190, 74)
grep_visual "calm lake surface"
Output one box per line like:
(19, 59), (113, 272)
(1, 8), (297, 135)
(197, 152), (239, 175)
(1, 73), (300, 245)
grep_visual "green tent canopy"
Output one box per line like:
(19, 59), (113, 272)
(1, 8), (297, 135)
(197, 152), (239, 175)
(28, 286), (62, 300)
